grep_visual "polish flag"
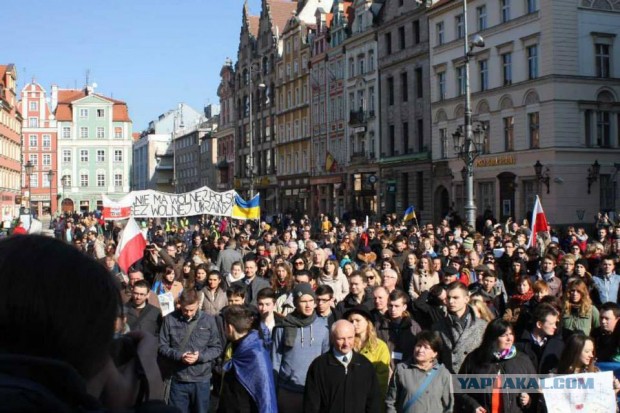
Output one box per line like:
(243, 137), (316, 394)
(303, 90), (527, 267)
(102, 194), (133, 220)
(115, 217), (147, 274)
(526, 195), (550, 249)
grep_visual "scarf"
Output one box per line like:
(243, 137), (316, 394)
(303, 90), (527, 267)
(194, 281), (206, 291)
(493, 345), (517, 361)
(227, 273), (245, 285)
(510, 290), (534, 306)
(539, 271), (555, 282)
(223, 331), (277, 413)
(279, 310), (317, 348)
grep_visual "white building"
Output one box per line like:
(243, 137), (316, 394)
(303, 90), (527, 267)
(429, 0), (620, 225)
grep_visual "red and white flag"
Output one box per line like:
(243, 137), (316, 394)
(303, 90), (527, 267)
(115, 217), (147, 274)
(102, 194), (133, 220)
(526, 195), (550, 249)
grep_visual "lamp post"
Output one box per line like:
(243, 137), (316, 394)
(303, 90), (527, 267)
(248, 64), (266, 199)
(534, 160), (551, 194)
(452, 5), (486, 230)
(586, 160), (600, 194)
(47, 170), (55, 216)
(24, 161), (34, 217)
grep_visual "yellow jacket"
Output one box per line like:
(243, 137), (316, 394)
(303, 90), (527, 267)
(360, 338), (391, 401)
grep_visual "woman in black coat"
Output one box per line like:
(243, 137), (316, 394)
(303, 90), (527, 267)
(458, 319), (538, 413)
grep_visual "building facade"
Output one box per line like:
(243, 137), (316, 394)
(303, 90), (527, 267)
(20, 82), (58, 217)
(215, 59), (237, 191)
(53, 85), (132, 213)
(342, 0), (383, 217)
(428, 0), (620, 225)
(0, 65), (22, 220)
(377, 0), (432, 222)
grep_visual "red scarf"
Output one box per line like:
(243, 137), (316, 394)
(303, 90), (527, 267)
(510, 290), (534, 306)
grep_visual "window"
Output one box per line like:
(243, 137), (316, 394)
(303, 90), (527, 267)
(79, 109), (88, 118)
(97, 173), (105, 187)
(30, 174), (38, 188)
(115, 127), (122, 139)
(80, 174), (89, 187)
(115, 174), (123, 187)
(63, 127), (71, 139)
(29, 101), (38, 111)
(478, 182), (495, 216)
(349, 58), (355, 77)
(527, 45), (538, 79)
(440, 128), (448, 159)
(29, 154), (38, 166)
(42, 134), (51, 148)
(80, 149), (88, 162)
(479, 60), (489, 91)
(29, 117), (38, 127)
(413, 21), (420, 44)
(64, 175), (72, 187)
(501, 0), (511, 23)
(96, 127), (105, 138)
(368, 49), (375, 72)
(385, 32), (392, 54)
(401, 72), (408, 102)
(527, 0), (538, 13)
(43, 173), (50, 188)
(389, 125), (395, 156)
(502, 53), (512, 85)
(477, 5), (487, 31)
(398, 26), (406, 50)
(436, 22), (444, 45)
(417, 119), (424, 152)
(80, 127), (88, 138)
(596, 111), (611, 147)
(456, 66), (466, 96)
(528, 112), (540, 148)
(503, 116), (514, 151)
(43, 154), (51, 166)
(359, 57), (365, 75)
(29, 135), (37, 147)
(438, 72), (446, 100)
(416, 68), (423, 98)
(369, 87), (375, 112)
(97, 150), (105, 162)
(387, 77), (394, 105)
(63, 150), (71, 162)
(595, 44), (610, 78)
(403, 122), (410, 153)
(114, 149), (123, 162)
(97, 109), (105, 117)
(455, 14), (464, 39)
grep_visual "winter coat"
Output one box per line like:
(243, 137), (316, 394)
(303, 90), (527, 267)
(317, 270), (350, 303)
(561, 304), (600, 336)
(409, 271), (440, 300)
(215, 247), (243, 275)
(303, 351), (382, 413)
(386, 361), (453, 413)
(202, 288), (228, 316)
(458, 351), (538, 413)
(359, 338), (391, 398)
(376, 316), (422, 370)
(433, 305), (488, 373)
(515, 329), (564, 374)
(124, 302), (162, 338)
(334, 288), (375, 320)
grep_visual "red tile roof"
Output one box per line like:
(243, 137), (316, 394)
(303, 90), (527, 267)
(0, 65), (7, 80)
(249, 15), (260, 37)
(54, 88), (131, 122)
(268, 0), (298, 35)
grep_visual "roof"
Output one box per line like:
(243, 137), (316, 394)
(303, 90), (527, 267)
(54, 88), (131, 122)
(268, 0), (298, 35)
(0, 65), (7, 80)
(248, 15), (260, 37)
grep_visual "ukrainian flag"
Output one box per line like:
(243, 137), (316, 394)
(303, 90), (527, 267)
(403, 205), (416, 222)
(232, 194), (261, 220)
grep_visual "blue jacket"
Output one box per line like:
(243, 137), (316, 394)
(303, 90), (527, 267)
(592, 273), (620, 305)
(159, 310), (222, 382)
(272, 315), (330, 393)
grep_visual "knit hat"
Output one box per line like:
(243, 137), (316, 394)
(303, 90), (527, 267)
(292, 283), (316, 302)
(462, 237), (474, 251)
(381, 248), (394, 258)
(443, 266), (459, 278)
(576, 258), (589, 271)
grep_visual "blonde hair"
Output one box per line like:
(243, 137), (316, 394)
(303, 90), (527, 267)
(469, 295), (496, 322)
(563, 278), (593, 318)
(351, 315), (379, 352)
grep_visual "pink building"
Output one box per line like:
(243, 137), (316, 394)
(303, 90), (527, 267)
(0, 64), (22, 220)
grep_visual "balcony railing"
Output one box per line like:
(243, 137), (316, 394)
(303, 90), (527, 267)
(348, 109), (375, 125)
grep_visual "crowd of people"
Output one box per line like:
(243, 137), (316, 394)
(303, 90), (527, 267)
(3, 210), (620, 413)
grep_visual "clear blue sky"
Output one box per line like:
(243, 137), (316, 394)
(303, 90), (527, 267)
(2, 0), (262, 131)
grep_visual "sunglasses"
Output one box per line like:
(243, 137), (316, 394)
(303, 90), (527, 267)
(295, 261), (304, 265)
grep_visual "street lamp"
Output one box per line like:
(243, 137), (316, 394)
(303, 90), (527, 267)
(47, 170), (55, 216)
(24, 161), (34, 214)
(451, 4), (486, 230)
(534, 160), (550, 194)
(586, 160), (600, 194)
(248, 64), (266, 199)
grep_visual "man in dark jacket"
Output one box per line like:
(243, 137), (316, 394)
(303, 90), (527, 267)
(241, 254), (270, 306)
(334, 272), (375, 319)
(159, 289), (222, 413)
(124, 280), (162, 338)
(515, 303), (564, 374)
(303, 320), (381, 413)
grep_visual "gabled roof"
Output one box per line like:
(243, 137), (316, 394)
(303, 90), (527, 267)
(54, 88), (131, 122)
(0, 65), (7, 80)
(268, 0), (298, 35)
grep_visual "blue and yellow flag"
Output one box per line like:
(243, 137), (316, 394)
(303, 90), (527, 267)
(403, 205), (416, 222)
(232, 194), (261, 220)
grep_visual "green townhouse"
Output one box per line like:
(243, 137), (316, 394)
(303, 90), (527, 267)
(52, 85), (133, 213)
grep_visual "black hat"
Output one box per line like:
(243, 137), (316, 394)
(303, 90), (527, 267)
(576, 258), (589, 271)
(292, 283), (316, 302)
(443, 266), (459, 277)
(342, 305), (374, 322)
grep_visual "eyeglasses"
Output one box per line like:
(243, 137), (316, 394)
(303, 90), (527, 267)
(367, 276), (375, 280)
(295, 261), (305, 265)
(317, 298), (331, 303)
